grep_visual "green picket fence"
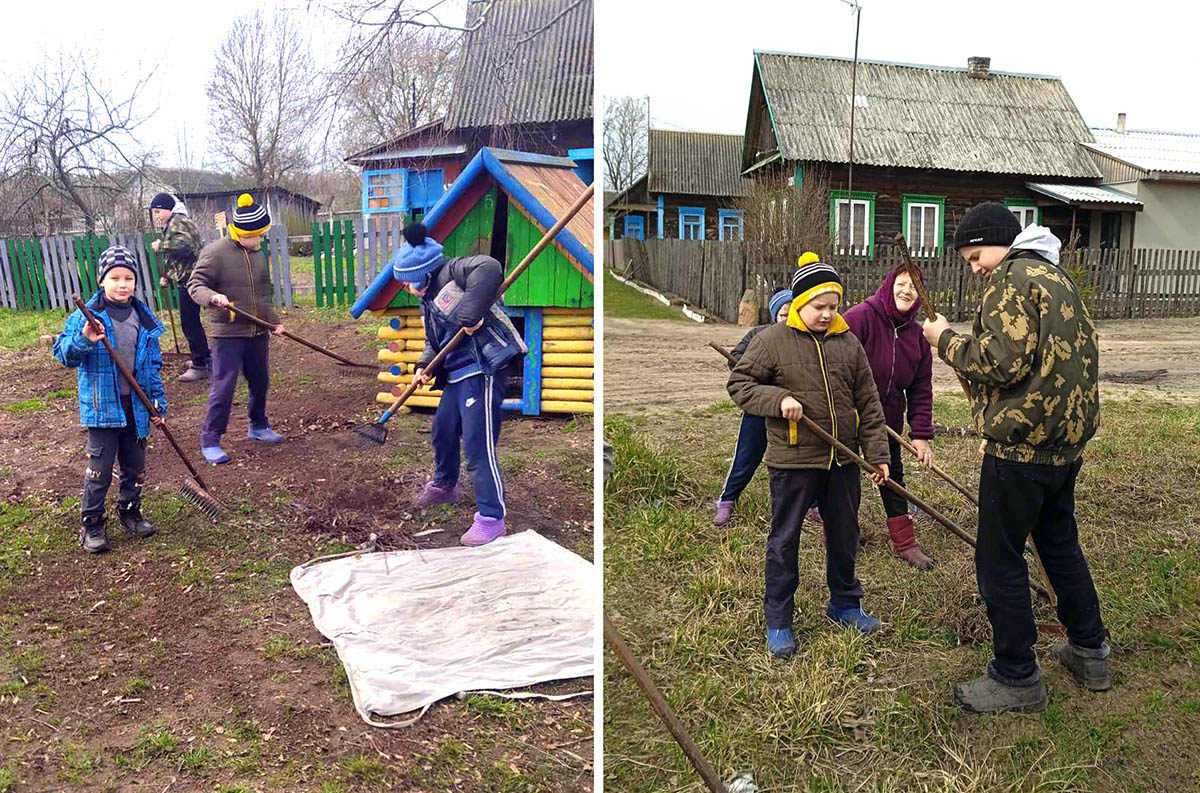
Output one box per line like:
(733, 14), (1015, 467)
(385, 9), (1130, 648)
(312, 220), (358, 308)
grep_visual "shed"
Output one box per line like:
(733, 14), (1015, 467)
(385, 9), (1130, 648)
(349, 147), (594, 416)
(178, 186), (322, 237)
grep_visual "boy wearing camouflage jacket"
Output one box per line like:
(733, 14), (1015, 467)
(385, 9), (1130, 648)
(149, 192), (208, 382)
(923, 203), (1109, 714)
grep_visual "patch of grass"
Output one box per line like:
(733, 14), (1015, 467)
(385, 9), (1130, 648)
(0, 768), (15, 792)
(121, 678), (149, 696)
(3, 397), (46, 414)
(0, 497), (73, 586)
(0, 309), (63, 350)
(464, 694), (520, 717)
(261, 634), (323, 661)
(134, 729), (177, 758)
(340, 756), (386, 782)
(181, 746), (212, 773)
(603, 268), (686, 321)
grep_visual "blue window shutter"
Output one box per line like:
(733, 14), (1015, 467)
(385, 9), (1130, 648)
(624, 215), (644, 240)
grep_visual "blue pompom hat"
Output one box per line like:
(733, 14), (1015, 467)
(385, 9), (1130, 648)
(390, 222), (445, 285)
(768, 289), (794, 319)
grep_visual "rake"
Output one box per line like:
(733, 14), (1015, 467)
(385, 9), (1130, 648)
(221, 303), (377, 371)
(711, 341), (1053, 605)
(354, 181), (596, 446)
(73, 295), (225, 518)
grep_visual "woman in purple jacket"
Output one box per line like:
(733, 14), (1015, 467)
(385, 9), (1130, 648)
(843, 265), (937, 569)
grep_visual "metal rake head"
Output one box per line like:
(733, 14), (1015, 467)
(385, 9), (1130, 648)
(352, 421), (389, 447)
(179, 478), (225, 518)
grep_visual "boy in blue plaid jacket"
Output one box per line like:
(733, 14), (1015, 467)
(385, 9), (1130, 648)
(54, 246), (168, 553)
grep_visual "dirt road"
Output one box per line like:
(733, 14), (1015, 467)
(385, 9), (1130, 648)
(603, 315), (1200, 413)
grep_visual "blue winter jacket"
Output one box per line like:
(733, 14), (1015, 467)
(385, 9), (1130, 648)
(53, 291), (168, 439)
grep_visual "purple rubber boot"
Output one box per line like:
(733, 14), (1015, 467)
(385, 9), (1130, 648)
(713, 500), (735, 526)
(461, 513), (506, 547)
(415, 481), (460, 509)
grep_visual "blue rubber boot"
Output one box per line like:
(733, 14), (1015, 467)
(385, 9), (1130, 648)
(766, 628), (797, 659)
(247, 426), (285, 443)
(826, 604), (883, 635)
(201, 446), (230, 464)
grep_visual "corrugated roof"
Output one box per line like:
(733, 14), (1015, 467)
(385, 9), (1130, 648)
(1026, 182), (1143, 208)
(1085, 128), (1200, 176)
(445, 0), (593, 130)
(751, 51), (1100, 178)
(647, 130), (748, 197)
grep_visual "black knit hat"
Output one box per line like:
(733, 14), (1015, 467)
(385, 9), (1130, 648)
(148, 192), (176, 211)
(230, 193), (271, 235)
(97, 245), (138, 283)
(953, 202), (1022, 250)
(789, 252), (844, 307)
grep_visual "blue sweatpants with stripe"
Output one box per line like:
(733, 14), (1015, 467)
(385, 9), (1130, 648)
(431, 373), (507, 519)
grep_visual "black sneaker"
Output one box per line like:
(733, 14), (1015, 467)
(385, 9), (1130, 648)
(80, 514), (110, 554)
(117, 501), (156, 539)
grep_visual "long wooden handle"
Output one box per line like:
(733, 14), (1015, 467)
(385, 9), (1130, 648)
(223, 304), (373, 368)
(72, 295), (208, 488)
(886, 426), (979, 506)
(378, 182), (595, 422)
(893, 232), (938, 323)
(604, 615), (728, 793)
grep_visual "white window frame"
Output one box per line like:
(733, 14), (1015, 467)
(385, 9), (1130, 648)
(834, 198), (871, 256)
(1010, 206), (1037, 228)
(907, 202), (941, 257)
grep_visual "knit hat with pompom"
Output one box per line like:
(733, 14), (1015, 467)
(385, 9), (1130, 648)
(229, 192), (271, 237)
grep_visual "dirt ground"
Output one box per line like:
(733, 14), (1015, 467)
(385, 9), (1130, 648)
(0, 309), (593, 792)
(603, 315), (1200, 413)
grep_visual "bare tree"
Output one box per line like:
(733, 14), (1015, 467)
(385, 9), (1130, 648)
(206, 8), (321, 188)
(739, 166), (832, 301)
(603, 96), (646, 193)
(0, 50), (158, 235)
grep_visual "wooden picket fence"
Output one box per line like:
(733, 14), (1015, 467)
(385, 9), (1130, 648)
(606, 238), (1200, 322)
(0, 225), (294, 313)
(308, 214), (413, 308)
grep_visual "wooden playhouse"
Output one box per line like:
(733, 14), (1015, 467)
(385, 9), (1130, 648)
(348, 148), (594, 415)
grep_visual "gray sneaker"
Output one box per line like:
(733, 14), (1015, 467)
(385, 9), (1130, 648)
(1053, 639), (1112, 691)
(179, 365), (210, 382)
(954, 674), (1046, 713)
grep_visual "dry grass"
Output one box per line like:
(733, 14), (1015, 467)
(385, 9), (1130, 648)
(603, 395), (1200, 792)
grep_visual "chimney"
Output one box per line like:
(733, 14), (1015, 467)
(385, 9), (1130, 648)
(967, 56), (992, 80)
(1117, 113), (1126, 133)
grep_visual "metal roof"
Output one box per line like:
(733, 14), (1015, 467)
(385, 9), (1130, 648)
(445, 0), (593, 130)
(1085, 128), (1200, 176)
(749, 51), (1100, 178)
(647, 130), (748, 197)
(1026, 182), (1143, 208)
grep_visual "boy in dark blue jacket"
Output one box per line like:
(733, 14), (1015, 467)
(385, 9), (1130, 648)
(54, 246), (168, 553)
(390, 223), (527, 546)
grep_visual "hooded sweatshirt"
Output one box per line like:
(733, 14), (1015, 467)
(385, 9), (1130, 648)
(842, 266), (935, 440)
(936, 225), (1099, 465)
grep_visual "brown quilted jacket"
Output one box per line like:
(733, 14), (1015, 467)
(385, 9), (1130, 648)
(187, 238), (280, 338)
(727, 314), (890, 469)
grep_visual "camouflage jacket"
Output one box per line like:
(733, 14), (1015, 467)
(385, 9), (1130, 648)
(157, 213), (202, 283)
(936, 250), (1099, 466)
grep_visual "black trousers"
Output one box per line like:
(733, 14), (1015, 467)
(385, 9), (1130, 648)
(81, 396), (146, 516)
(977, 455), (1107, 685)
(878, 436), (908, 519)
(177, 283), (210, 367)
(201, 335), (270, 447)
(765, 464), (862, 629)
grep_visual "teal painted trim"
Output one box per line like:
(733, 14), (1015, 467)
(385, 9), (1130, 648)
(751, 52), (784, 169)
(657, 195), (664, 238)
(362, 167), (407, 215)
(794, 165), (803, 189)
(718, 209), (743, 241)
(829, 190), (877, 256)
(679, 206), (705, 240)
(901, 194), (946, 256)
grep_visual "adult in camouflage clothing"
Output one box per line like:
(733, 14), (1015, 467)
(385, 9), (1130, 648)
(923, 203), (1109, 714)
(150, 192), (209, 382)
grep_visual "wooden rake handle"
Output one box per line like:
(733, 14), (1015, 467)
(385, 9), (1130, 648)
(224, 303), (374, 368)
(885, 426), (979, 506)
(604, 615), (729, 793)
(377, 181), (595, 423)
(72, 295), (209, 489)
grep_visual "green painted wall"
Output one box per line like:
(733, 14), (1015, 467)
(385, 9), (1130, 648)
(504, 203), (593, 308)
(386, 189), (497, 308)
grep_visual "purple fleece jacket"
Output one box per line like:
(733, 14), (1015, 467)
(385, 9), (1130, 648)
(842, 266), (935, 440)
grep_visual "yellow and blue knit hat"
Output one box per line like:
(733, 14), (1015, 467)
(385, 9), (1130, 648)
(229, 193), (271, 239)
(789, 252), (843, 308)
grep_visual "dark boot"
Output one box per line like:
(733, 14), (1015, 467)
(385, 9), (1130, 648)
(117, 500), (156, 539)
(1053, 639), (1112, 691)
(954, 674), (1046, 713)
(80, 513), (110, 554)
(886, 515), (935, 570)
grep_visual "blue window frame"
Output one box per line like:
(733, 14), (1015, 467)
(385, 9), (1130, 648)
(568, 147), (594, 185)
(679, 207), (705, 240)
(362, 168), (407, 215)
(407, 169), (445, 214)
(624, 215), (645, 240)
(718, 209), (744, 241)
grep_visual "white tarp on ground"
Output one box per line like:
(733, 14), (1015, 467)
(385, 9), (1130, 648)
(290, 530), (595, 727)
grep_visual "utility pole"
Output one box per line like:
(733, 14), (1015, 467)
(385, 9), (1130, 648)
(839, 0), (862, 252)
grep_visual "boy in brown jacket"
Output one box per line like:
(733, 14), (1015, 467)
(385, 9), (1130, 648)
(729, 255), (891, 659)
(188, 193), (285, 464)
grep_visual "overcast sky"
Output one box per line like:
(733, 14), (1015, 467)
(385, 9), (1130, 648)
(1, 0), (468, 170)
(596, 0), (1200, 136)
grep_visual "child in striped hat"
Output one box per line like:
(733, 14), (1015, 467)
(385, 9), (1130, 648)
(54, 245), (168, 553)
(188, 193), (286, 464)
(727, 253), (891, 658)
